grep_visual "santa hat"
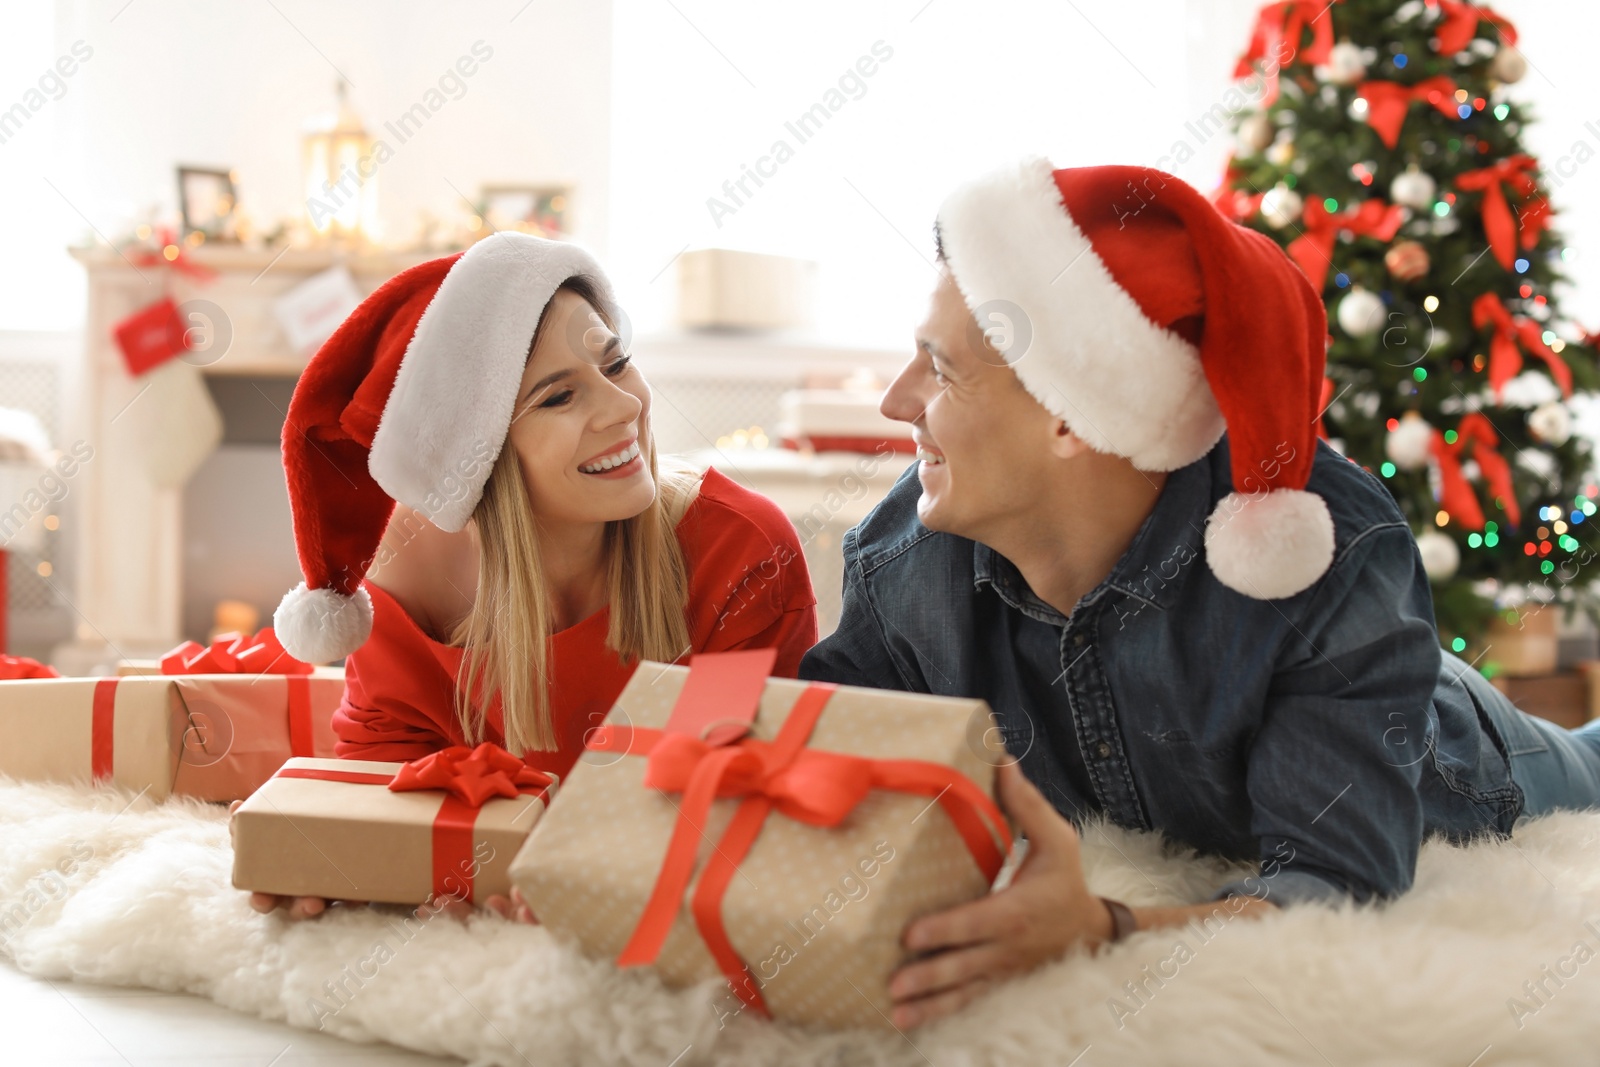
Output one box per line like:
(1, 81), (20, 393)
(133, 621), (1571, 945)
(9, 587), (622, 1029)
(273, 233), (616, 664)
(935, 158), (1335, 600)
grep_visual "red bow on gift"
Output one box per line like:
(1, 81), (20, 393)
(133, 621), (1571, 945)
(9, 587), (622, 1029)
(125, 226), (218, 283)
(589, 682), (1012, 1017)
(1289, 198), (1407, 292)
(1430, 413), (1518, 531)
(389, 742), (556, 808)
(160, 627), (314, 676)
(1472, 292), (1572, 402)
(1457, 155), (1543, 270)
(1429, 0), (1518, 55)
(1356, 76), (1460, 148)
(1234, 0), (1339, 105)
(0, 653), (60, 681)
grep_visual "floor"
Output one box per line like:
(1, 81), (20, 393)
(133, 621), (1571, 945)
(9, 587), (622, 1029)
(0, 958), (462, 1067)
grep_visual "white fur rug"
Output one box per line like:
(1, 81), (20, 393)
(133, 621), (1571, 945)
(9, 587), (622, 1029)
(3, 776), (1600, 1067)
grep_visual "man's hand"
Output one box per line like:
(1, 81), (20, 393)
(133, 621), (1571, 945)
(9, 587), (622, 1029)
(888, 761), (1113, 1029)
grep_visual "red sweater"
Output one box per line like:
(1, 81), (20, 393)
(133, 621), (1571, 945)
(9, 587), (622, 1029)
(333, 468), (818, 778)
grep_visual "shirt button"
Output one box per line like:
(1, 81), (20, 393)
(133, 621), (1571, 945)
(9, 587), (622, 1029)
(1096, 741), (1113, 759)
(1072, 632), (1088, 647)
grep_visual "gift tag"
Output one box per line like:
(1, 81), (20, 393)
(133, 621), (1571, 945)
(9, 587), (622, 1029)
(113, 296), (190, 377)
(661, 648), (775, 746)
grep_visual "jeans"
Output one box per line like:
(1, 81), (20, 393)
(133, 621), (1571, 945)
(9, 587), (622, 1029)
(1476, 681), (1600, 824)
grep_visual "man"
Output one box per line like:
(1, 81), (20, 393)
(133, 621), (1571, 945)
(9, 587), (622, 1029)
(800, 158), (1600, 1029)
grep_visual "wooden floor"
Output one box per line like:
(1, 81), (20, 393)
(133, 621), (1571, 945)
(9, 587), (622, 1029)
(0, 958), (462, 1067)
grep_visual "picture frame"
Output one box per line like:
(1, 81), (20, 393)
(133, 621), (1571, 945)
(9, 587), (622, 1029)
(177, 166), (240, 242)
(479, 184), (570, 238)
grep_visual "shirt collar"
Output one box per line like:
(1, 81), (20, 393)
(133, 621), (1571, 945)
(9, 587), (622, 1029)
(972, 449), (1214, 621)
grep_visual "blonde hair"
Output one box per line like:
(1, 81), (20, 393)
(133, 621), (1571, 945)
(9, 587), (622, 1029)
(450, 280), (699, 754)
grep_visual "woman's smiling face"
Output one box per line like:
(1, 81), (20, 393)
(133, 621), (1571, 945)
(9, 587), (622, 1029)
(504, 287), (657, 526)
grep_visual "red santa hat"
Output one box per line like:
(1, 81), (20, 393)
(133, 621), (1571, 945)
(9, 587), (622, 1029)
(273, 233), (616, 664)
(935, 158), (1335, 599)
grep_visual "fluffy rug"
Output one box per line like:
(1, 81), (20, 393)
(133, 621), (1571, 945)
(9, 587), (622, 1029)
(2, 776), (1599, 1067)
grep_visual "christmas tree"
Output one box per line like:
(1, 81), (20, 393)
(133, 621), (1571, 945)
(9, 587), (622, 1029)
(1218, 0), (1600, 664)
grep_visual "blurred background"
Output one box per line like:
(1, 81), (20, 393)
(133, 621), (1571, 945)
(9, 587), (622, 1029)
(0, 1), (1596, 703)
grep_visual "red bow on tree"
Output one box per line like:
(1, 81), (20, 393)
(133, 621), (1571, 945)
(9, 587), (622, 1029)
(1456, 155), (1543, 270)
(160, 627), (314, 676)
(389, 742), (555, 808)
(1356, 76), (1460, 148)
(1429, 414), (1518, 531)
(1212, 159), (1266, 221)
(1234, 0), (1340, 105)
(1288, 198), (1408, 292)
(1428, 0), (1518, 55)
(1472, 292), (1572, 401)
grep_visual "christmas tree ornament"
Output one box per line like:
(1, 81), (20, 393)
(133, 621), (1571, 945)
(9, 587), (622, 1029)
(1490, 46), (1527, 84)
(1266, 139), (1296, 166)
(1324, 41), (1367, 86)
(1416, 529), (1460, 581)
(1389, 165), (1437, 210)
(1385, 411), (1434, 469)
(1337, 287), (1386, 337)
(1385, 240), (1431, 281)
(1528, 402), (1572, 445)
(1236, 112), (1273, 155)
(1260, 184), (1303, 229)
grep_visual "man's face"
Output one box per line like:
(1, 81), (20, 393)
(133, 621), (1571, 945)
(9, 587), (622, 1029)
(880, 271), (1060, 540)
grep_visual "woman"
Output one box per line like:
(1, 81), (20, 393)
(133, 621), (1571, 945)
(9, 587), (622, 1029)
(245, 233), (818, 919)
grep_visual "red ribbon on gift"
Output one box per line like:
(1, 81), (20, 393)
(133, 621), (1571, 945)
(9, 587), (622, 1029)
(1456, 155), (1541, 270)
(389, 743), (554, 903)
(1472, 292), (1572, 402)
(589, 679), (1013, 1017)
(1288, 198), (1407, 292)
(1429, 0), (1517, 55)
(274, 742), (555, 904)
(125, 226), (218, 283)
(159, 627), (320, 757)
(1429, 413), (1518, 531)
(1234, 0), (1339, 105)
(1356, 76), (1460, 148)
(0, 654), (60, 680)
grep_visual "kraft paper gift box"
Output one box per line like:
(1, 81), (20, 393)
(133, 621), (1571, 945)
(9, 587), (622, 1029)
(510, 650), (1014, 1030)
(231, 746), (555, 906)
(0, 629), (344, 802)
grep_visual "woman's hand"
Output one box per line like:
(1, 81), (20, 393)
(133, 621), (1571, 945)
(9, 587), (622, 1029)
(229, 799), (365, 920)
(482, 885), (538, 924)
(887, 761), (1114, 1029)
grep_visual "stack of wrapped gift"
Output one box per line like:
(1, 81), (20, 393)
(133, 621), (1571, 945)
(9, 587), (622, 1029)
(0, 628), (343, 802)
(510, 649), (1014, 1029)
(231, 743), (555, 906)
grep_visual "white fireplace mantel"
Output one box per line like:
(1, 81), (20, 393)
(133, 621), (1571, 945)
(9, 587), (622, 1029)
(53, 243), (439, 674)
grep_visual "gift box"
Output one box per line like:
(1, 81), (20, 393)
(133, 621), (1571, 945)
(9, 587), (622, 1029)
(231, 745), (555, 906)
(0, 630), (343, 802)
(510, 650), (1013, 1030)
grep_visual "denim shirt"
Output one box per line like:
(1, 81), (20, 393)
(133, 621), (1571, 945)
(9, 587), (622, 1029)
(799, 435), (1525, 909)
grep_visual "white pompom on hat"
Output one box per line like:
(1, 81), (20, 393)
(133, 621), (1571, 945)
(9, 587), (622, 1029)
(934, 158), (1336, 600)
(273, 234), (616, 663)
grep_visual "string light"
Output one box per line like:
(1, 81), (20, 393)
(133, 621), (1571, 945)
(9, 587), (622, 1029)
(1423, 295), (1440, 312)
